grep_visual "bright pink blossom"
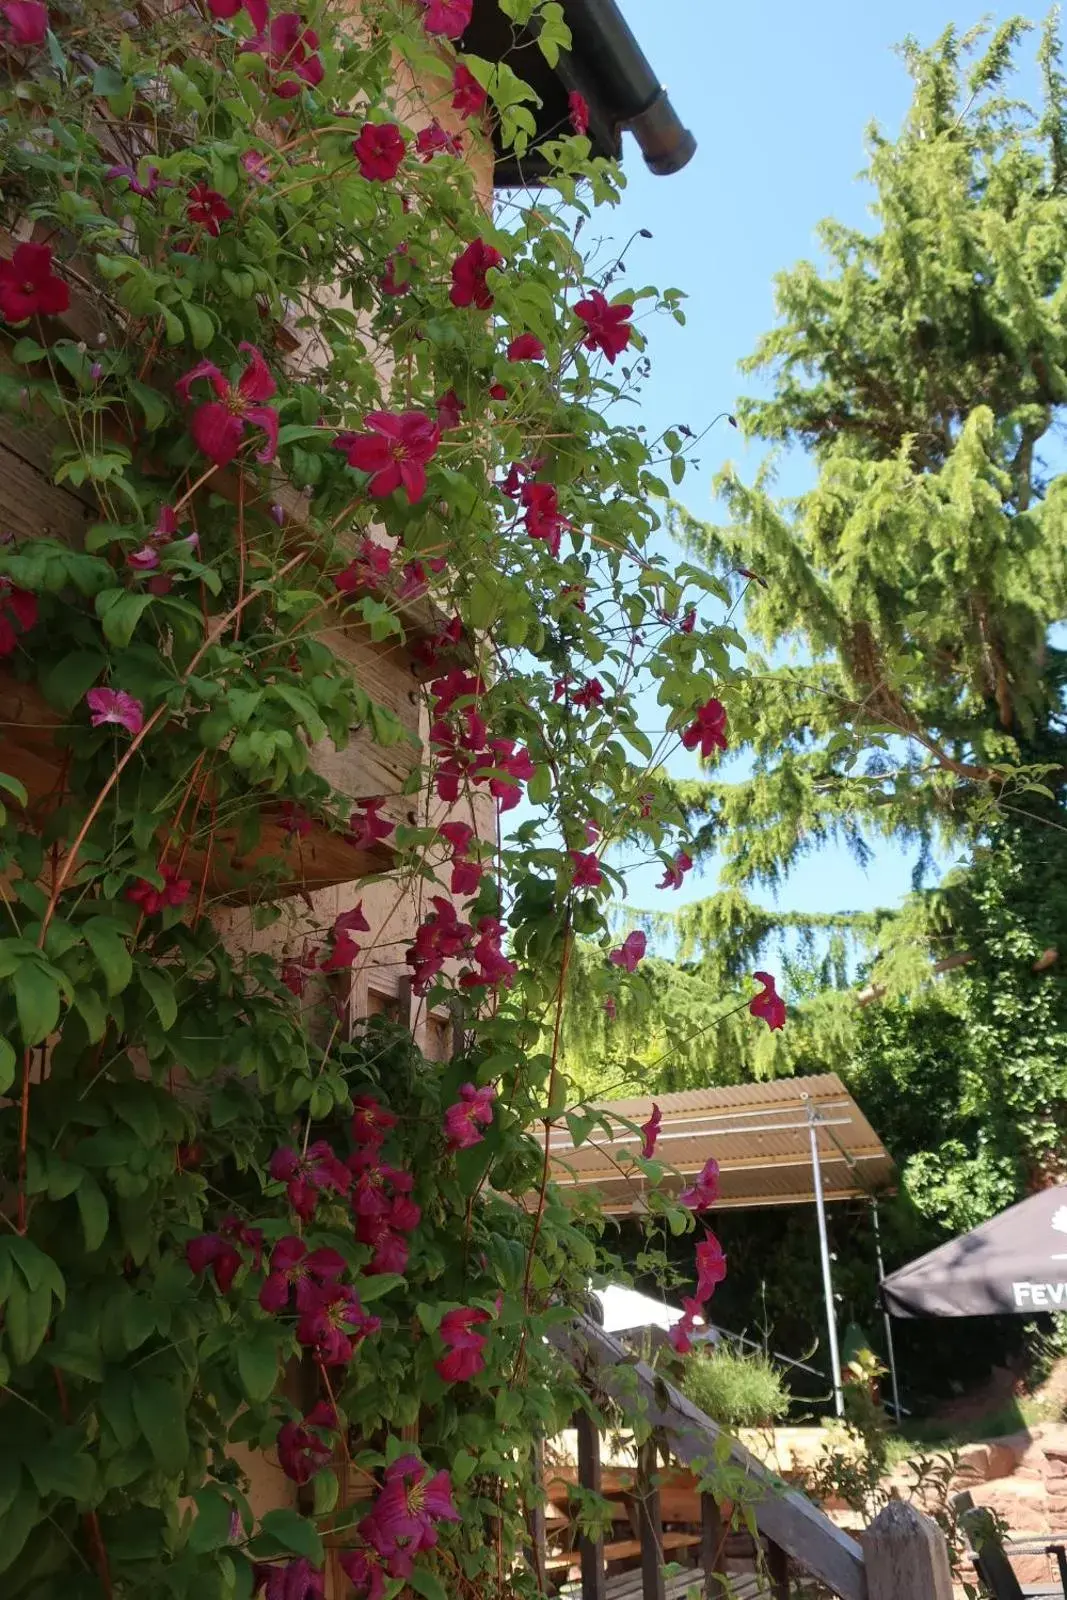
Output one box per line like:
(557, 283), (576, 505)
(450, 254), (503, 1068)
(444, 1082), (495, 1150)
(1, 2), (47, 47)
(321, 932), (361, 973)
(334, 537), (392, 596)
(127, 862), (192, 917)
(351, 1095), (397, 1148)
(681, 697), (728, 758)
(260, 1235), (347, 1314)
(347, 798), (395, 852)
(435, 1306), (490, 1382)
(407, 896), (472, 994)
(681, 605), (697, 633)
(338, 1547), (389, 1600)
(574, 289), (634, 364)
(0, 579), (36, 657)
(750, 970), (786, 1031)
(451, 62), (487, 117)
(297, 1284), (380, 1365)
(0, 241), (68, 323)
(397, 556), (446, 601)
(573, 677), (603, 709)
(570, 851), (603, 890)
(187, 1232), (242, 1293)
(568, 90), (590, 134)
(460, 917), (517, 990)
(603, 995), (617, 1020)
(244, 12), (324, 98)
(658, 849), (693, 890)
(488, 381), (507, 401)
(352, 122), (406, 181)
(341, 411), (440, 505)
(252, 1560), (324, 1600)
(679, 1156), (720, 1213)
(241, 149), (272, 183)
(436, 389), (464, 429)
(277, 1404), (336, 1485)
(278, 801), (312, 837)
(507, 332), (545, 362)
(641, 1103), (662, 1160)
(106, 162), (168, 197)
(356, 1211), (410, 1276)
(269, 1141), (349, 1222)
(361, 1455), (459, 1568)
(207, 0), (268, 28)
(695, 1231), (727, 1299)
(521, 480), (569, 558)
(422, 0), (471, 37)
(380, 247), (412, 297)
(176, 343), (278, 467)
(416, 120), (463, 160)
(186, 182), (232, 236)
(85, 687), (144, 735)
(281, 947), (318, 997)
(449, 238), (502, 309)
(609, 930), (646, 973)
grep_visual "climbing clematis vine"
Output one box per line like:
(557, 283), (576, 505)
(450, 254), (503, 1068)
(85, 687), (144, 735)
(421, 0), (472, 37)
(575, 289), (634, 363)
(641, 1103), (662, 1160)
(507, 332), (545, 362)
(679, 1156), (720, 1212)
(126, 863), (192, 916)
(451, 63), (487, 117)
(243, 12), (324, 97)
(0, 241), (68, 322)
(450, 238), (502, 308)
(435, 1306), (490, 1382)
(609, 930), (646, 973)
(340, 412), (440, 504)
(681, 696), (728, 758)
(186, 182), (232, 235)
(352, 122), (406, 181)
(0, 579), (36, 657)
(443, 1082), (495, 1150)
(176, 343), (278, 466)
(206, 0), (268, 29)
(0, 2), (47, 47)
(569, 90), (590, 134)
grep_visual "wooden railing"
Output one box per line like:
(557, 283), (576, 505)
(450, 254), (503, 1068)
(546, 1312), (955, 1600)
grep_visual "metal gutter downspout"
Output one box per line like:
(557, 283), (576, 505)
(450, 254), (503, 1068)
(564, 0), (697, 176)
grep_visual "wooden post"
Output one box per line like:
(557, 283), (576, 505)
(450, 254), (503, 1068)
(636, 1438), (665, 1600)
(766, 1537), (790, 1600)
(862, 1501), (954, 1600)
(700, 1494), (728, 1600)
(575, 1408), (606, 1600)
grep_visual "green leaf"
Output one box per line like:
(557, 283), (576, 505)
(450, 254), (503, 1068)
(408, 1567), (449, 1600)
(188, 1486), (235, 1555)
(129, 379), (168, 432)
(95, 589), (154, 649)
(236, 1334), (279, 1403)
(312, 1469), (338, 1516)
(184, 303), (215, 351)
(11, 338), (46, 364)
(277, 423), (326, 447)
(14, 962), (61, 1046)
(139, 967), (177, 1031)
(258, 1509), (323, 1564)
(132, 1376), (189, 1475)
(356, 1272), (405, 1303)
(0, 1037), (14, 1097)
(92, 65), (126, 97)
(75, 1174), (109, 1252)
(5, 1279), (54, 1366)
(39, 650), (107, 714)
(83, 917), (132, 997)
(25, 1436), (96, 1502)
(0, 1484), (39, 1575)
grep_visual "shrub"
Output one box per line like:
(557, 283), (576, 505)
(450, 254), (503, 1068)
(680, 1343), (791, 1430)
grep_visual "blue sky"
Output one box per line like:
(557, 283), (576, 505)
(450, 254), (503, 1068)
(596, 0), (1044, 929)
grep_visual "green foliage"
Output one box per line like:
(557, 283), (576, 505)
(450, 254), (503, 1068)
(679, 1344), (790, 1430)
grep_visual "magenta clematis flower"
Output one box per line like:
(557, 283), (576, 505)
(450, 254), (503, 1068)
(435, 1306), (490, 1382)
(352, 122), (406, 181)
(451, 62), (486, 117)
(176, 343), (278, 467)
(658, 849), (693, 890)
(435, 389), (464, 431)
(85, 686), (144, 735)
(416, 120), (462, 161)
(243, 12), (324, 98)
(340, 412), (440, 505)
(320, 931), (361, 973)
(575, 289), (634, 363)
(251, 1558), (325, 1600)
(521, 480), (569, 558)
(186, 1232), (242, 1293)
(570, 850), (603, 890)
(478, 738), (534, 811)
(443, 1082), (495, 1150)
(1, 2), (47, 46)
(695, 1231), (727, 1299)
(296, 1283), (380, 1365)
(679, 1156), (720, 1213)
(351, 1095), (396, 1148)
(207, 0), (268, 29)
(186, 182), (232, 236)
(603, 995), (617, 1020)
(278, 801), (312, 837)
(356, 1211), (410, 1276)
(609, 930), (646, 973)
(347, 797), (395, 852)
(573, 677), (603, 709)
(127, 862), (192, 916)
(750, 970), (786, 1031)
(241, 149), (272, 183)
(334, 536), (392, 595)
(106, 162), (168, 197)
(259, 1235), (347, 1314)
(276, 1406), (336, 1485)
(421, 0), (471, 37)
(449, 238), (502, 309)
(362, 1455), (460, 1568)
(268, 1141), (349, 1222)
(681, 697), (728, 758)
(0, 579), (36, 657)
(569, 90), (590, 134)
(507, 332), (545, 362)
(0, 241), (69, 323)
(460, 917), (516, 990)
(338, 1547), (388, 1600)
(641, 1103), (662, 1161)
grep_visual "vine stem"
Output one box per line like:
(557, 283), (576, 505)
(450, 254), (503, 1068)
(53, 1370), (113, 1595)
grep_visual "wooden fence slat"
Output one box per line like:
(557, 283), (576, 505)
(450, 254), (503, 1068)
(575, 1408), (606, 1600)
(636, 1439), (665, 1600)
(700, 1492), (729, 1600)
(766, 1537), (790, 1599)
(861, 1501), (953, 1600)
(549, 1313), (868, 1600)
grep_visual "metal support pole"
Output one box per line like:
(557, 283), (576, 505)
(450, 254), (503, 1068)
(808, 1108), (844, 1416)
(871, 1199), (902, 1422)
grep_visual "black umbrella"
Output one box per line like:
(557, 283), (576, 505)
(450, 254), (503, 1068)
(881, 1186), (1067, 1318)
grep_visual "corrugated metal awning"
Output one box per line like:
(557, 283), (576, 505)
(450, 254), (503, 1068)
(548, 1073), (894, 1214)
